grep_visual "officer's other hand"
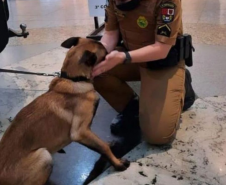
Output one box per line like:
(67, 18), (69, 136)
(92, 51), (125, 77)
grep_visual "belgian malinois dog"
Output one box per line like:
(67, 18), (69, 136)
(0, 37), (130, 185)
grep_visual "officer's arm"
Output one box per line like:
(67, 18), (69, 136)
(101, 0), (119, 53)
(127, 41), (172, 63)
(100, 30), (119, 53)
(128, 0), (182, 64)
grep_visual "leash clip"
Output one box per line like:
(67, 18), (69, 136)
(42, 72), (61, 77)
(53, 72), (61, 77)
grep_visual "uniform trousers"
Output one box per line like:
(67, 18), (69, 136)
(94, 59), (185, 145)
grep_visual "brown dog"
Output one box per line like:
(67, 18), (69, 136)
(0, 37), (130, 185)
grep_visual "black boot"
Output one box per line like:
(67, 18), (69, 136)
(110, 94), (140, 136)
(183, 68), (196, 111)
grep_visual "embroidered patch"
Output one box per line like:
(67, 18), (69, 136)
(137, 16), (148, 28)
(160, 2), (176, 23)
(157, 24), (171, 37)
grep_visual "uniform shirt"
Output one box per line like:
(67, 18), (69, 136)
(105, 0), (183, 51)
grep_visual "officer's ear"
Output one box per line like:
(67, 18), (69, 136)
(61, 37), (80, 48)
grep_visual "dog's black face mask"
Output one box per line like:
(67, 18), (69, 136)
(116, 0), (140, 11)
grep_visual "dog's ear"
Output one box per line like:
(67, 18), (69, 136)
(61, 37), (80, 48)
(79, 50), (97, 66)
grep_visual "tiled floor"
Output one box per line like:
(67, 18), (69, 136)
(0, 0), (226, 185)
(91, 97), (226, 185)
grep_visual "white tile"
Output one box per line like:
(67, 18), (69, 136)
(0, 43), (58, 68)
(9, 15), (47, 22)
(91, 98), (226, 185)
(193, 81), (226, 98)
(8, 20), (52, 29)
(203, 96), (226, 111)
(1, 48), (67, 91)
(8, 0), (63, 16)
(186, 44), (226, 98)
(0, 75), (19, 89)
(0, 89), (44, 140)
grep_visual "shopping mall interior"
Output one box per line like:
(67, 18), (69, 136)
(0, 0), (226, 184)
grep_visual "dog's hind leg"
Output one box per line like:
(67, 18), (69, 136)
(73, 130), (130, 171)
(17, 148), (53, 185)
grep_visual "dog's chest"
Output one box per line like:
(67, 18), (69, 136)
(76, 91), (99, 115)
(70, 92), (99, 130)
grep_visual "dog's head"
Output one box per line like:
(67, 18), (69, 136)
(60, 37), (108, 79)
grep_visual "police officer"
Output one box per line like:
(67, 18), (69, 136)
(92, 0), (195, 145)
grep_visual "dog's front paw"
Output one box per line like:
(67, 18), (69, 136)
(114, 159), (130, 171)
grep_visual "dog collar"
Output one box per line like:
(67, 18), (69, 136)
(60, 72), (91, 83)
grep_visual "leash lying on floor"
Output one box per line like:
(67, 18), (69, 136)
(0, 68), (60, 77)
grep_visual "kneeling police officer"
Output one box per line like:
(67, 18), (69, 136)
(92, 0), (196, 146)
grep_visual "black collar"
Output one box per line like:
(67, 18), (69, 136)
(60, 71), (91, 83)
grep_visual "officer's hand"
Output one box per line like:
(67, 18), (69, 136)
(92, 51), (125, 77)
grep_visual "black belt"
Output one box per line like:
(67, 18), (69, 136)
(147, 34), (195, 70)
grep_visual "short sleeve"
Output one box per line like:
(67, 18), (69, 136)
(155, 0), (182, 45)
(104, 0), (119, 31)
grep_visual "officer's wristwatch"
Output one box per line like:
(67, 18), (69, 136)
(123, 51), (132, 64)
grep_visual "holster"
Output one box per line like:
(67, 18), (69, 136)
(146, 34), (195, 70)
(146, 46), (179, 70)
(184, 34), (195, 67)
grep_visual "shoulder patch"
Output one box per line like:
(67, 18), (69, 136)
(160, 2), (176, 23)
(157, 24), (171, 37)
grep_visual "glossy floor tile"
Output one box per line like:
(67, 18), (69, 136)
(203, 96), (226, 111)
(0, 43), (58, 67)
(7, 25), (95, 46)
(0, 48), (68, 91)
(188, 44), (226, 98)
(0, 88), (43, 139)
(91, 98), (226, 185)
